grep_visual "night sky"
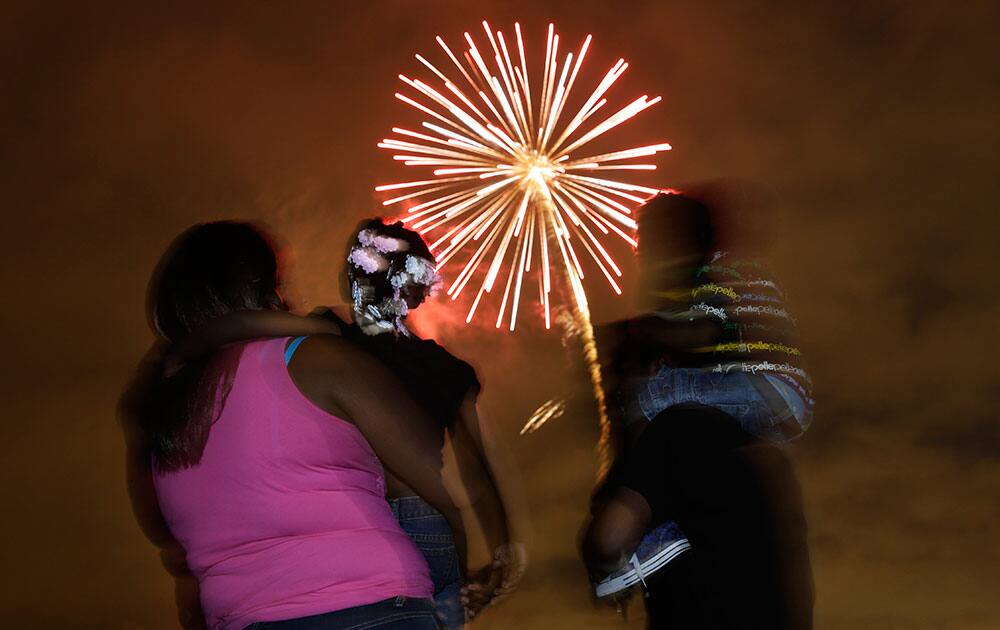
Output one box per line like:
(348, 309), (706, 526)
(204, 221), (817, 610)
(2, 1), (998, 627)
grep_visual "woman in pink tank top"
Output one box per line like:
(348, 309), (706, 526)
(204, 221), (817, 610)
(149, 219), (530, 629)
(121, 222), (505, 629)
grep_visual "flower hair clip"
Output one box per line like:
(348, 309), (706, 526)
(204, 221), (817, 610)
(390, 255), (442, 292)
(348, 246), (388, 274)
(358, 229), (410, 254)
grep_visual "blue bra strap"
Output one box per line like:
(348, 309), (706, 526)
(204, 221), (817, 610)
(284, 336), (308, 365)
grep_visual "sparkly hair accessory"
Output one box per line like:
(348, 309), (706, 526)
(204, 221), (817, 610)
(358, 229), (410, 254)
(390, 255), (442, 293)
(348, 228), (439, 336)
(348, 246), (388, 274)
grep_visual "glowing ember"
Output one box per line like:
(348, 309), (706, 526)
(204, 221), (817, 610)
(377, 21), (670, 330)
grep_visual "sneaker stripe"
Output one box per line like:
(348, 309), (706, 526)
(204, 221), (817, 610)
(594, 539), (692, 598)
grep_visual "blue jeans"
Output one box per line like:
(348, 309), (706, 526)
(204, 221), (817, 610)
(638, 367), (811, 442)
(389, 496), (464, 630)
(245, 596), (439, 629)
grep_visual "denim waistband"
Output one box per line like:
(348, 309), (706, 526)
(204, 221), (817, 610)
(244, 596), (438, 630)
(638, 367), (810, 443)
(389, 495), (446, 520)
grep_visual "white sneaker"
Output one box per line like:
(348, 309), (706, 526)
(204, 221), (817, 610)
(594, 521), (692, 598)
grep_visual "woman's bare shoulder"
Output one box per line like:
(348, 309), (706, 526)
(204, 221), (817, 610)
(292, 333), (377, 374)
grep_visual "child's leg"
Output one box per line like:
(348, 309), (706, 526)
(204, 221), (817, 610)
(582, 486), (651, 577)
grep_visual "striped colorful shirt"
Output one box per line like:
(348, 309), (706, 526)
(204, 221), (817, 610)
(657, 250), (814, 411)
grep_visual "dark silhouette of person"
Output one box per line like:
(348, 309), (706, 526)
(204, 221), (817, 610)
(583, 180), (815, 629)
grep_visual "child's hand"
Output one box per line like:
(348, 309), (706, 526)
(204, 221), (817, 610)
(461, 564), (501, 620)
(489, 542), (528, 606)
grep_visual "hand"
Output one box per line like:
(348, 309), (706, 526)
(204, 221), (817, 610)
(460, 542), (528, 620)
(461, 564), (501, 621)
(488, 541), (528, 605)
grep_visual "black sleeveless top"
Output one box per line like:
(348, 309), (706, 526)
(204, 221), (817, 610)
(334, 315), (480, 429)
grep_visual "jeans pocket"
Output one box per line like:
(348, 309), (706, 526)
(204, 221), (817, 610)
(424, 545), (461, 593)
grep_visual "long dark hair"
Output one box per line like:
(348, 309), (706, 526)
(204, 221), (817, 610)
(125, 221), (286, 472)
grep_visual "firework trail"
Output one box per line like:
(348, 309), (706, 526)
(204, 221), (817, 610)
(377, 21), (669, 475)
(521, 398), (565, 435)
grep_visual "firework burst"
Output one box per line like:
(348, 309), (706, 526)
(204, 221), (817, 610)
(376, 21), (670, 330)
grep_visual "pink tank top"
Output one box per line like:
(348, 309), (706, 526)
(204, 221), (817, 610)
(153, 337), (432, 630)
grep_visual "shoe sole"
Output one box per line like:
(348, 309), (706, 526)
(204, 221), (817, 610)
(594, 538), (692, 598)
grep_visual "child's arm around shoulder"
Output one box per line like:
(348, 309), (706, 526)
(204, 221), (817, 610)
(165, 310), (343, 374)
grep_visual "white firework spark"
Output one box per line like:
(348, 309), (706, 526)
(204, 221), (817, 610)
(520, 398), (566, 435)
(376, 21), (671, 330)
